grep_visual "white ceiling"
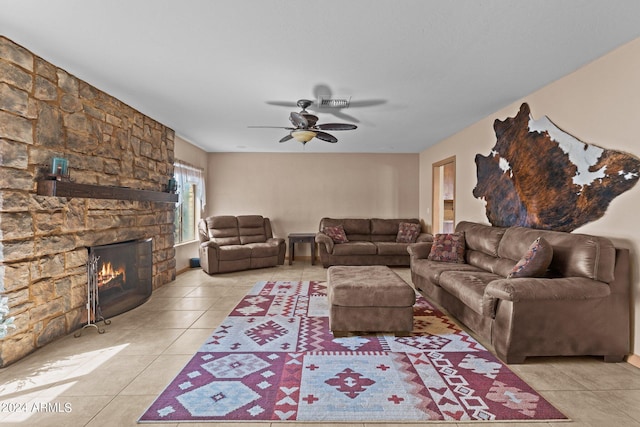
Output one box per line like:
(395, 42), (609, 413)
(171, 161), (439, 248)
(3, 0), (640, 153)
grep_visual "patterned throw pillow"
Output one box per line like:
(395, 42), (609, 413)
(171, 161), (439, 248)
(323, 225), (349, 244)
(427, 232), (465, 263)
(508, 237), (553, 278)
(396, 222), (421, 243)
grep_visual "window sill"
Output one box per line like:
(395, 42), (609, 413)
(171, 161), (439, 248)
(175, 239), (199, 248)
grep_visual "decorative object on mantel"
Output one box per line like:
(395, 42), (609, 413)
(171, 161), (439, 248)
(167, 176), (178, 193)
(473, 103), (640, 231)
(46, 157), (71, 181)
(74, 253), (111, 337)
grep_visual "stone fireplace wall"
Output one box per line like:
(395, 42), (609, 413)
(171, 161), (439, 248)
(0, 37), (176, 367)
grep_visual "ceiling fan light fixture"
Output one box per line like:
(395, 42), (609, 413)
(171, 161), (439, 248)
(291, 130), (317, 143)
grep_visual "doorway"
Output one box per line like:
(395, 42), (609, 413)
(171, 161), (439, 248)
(432, 156), (456, 234)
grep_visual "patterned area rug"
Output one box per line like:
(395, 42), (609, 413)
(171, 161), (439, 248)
(139, 280), (567, 423)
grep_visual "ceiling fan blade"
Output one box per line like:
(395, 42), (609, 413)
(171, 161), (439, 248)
(279, 134), (293, 143)
(348, 99), (387, 108)
(315, 131), (338, 143)
(266, 101), (297, 108)
(289, 112), (308, 128)
(302, 113), (318, 127)
(316, 123), (357, 131)
(248, 126), (295, 129)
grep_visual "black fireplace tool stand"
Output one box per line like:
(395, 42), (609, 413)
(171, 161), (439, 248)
(75, 253), (111, 337)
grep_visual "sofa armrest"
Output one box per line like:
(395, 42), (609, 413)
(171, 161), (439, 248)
(200, 241), (220, 250)
(416, 233), (433, 243)
(199, 241), (221, 274)
(485, 277), (611, 302)
(266, 237), (284, 245)
(266, 237), (286, 264)
(315, 232), (334, 253)
(407, 242), (432, 259)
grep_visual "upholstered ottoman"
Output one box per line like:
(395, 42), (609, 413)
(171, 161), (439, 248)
(327, 265), (416, 335)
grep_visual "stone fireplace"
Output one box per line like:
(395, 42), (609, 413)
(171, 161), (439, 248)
(0, 37), (177, 367)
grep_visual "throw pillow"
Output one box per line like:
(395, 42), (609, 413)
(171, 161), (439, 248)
(427, 232), (465, 263)
(508, 237), (553, 278)
(396, 222), (421, 243)
(323, 225), (349, 244)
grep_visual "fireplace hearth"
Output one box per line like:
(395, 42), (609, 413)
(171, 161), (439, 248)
(89, 239), (153, 319)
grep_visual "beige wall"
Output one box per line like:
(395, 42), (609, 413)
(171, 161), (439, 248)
(206, 152), (420, 256)
(419, 37), (640, 357)
(174, 135), (209, 272)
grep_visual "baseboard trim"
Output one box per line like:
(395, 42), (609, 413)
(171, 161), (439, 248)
(289, 255), (313, 262)
(176, 266), (191, 276)
(628, 353), (640, 368)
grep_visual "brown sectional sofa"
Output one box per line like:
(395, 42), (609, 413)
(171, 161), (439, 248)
(316, 217), (433, 267)
(198, 215), (286, 274)
(408, 221), (630, 364)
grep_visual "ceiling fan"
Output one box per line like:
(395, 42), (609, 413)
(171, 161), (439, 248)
(250, 99), (357, 144)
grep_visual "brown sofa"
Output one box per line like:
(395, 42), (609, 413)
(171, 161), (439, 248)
(408, 221), (630, 364)
(198, 215), (286, 274)
(316, 217), (433, 267)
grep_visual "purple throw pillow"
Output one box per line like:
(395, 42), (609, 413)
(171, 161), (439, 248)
(323, 225), (349, 244)
(427, 232), (465, 263)
(396, 222), (421, 243)
(508, 237), (553, 278)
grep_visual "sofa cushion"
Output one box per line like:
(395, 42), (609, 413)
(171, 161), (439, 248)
(411, 259), (482, 285)
(207, 215), (238, 229)
(238, 215), (267, 244)
(456, 221), (506, 257)
(323, 225), (349, 243)
(465, 250), (516, 277)
(498, 227), (616, 282)
(218, 245), (252, 261)
(428, 232), (465, 263)
(207, 216), (241, 246)
(438, 270), (503, 316)
(508, 237), (553, 278)
(245, 242), (280, 258)
(396, 222), (421, 243)
(332, 241), (377, 256)
(376, 242), (410, 255)
(369, 218), (420, 242)
(371, 218), (401, 235)
(321, 218), (371, 241)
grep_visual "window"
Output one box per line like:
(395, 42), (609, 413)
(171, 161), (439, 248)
(175, 182), (196, 242)
(173, 161), (206, 244)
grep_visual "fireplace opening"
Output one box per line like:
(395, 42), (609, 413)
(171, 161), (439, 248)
(89, 238), (153, 319)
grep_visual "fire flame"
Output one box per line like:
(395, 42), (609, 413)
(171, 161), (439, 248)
(98, 262), (126, 286)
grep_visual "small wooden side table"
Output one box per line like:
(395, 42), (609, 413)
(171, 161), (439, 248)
(288, 233), (317, 265)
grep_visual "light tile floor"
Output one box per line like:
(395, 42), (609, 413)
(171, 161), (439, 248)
(1, 263), (639, 426)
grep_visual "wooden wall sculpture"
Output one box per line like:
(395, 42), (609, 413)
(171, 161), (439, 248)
(473, 103), (640, 232)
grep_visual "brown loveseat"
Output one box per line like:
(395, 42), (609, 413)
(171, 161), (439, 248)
(198, 215), (286, 274)
(316, 217), (433, 267)
(408, 221), (630, 364)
